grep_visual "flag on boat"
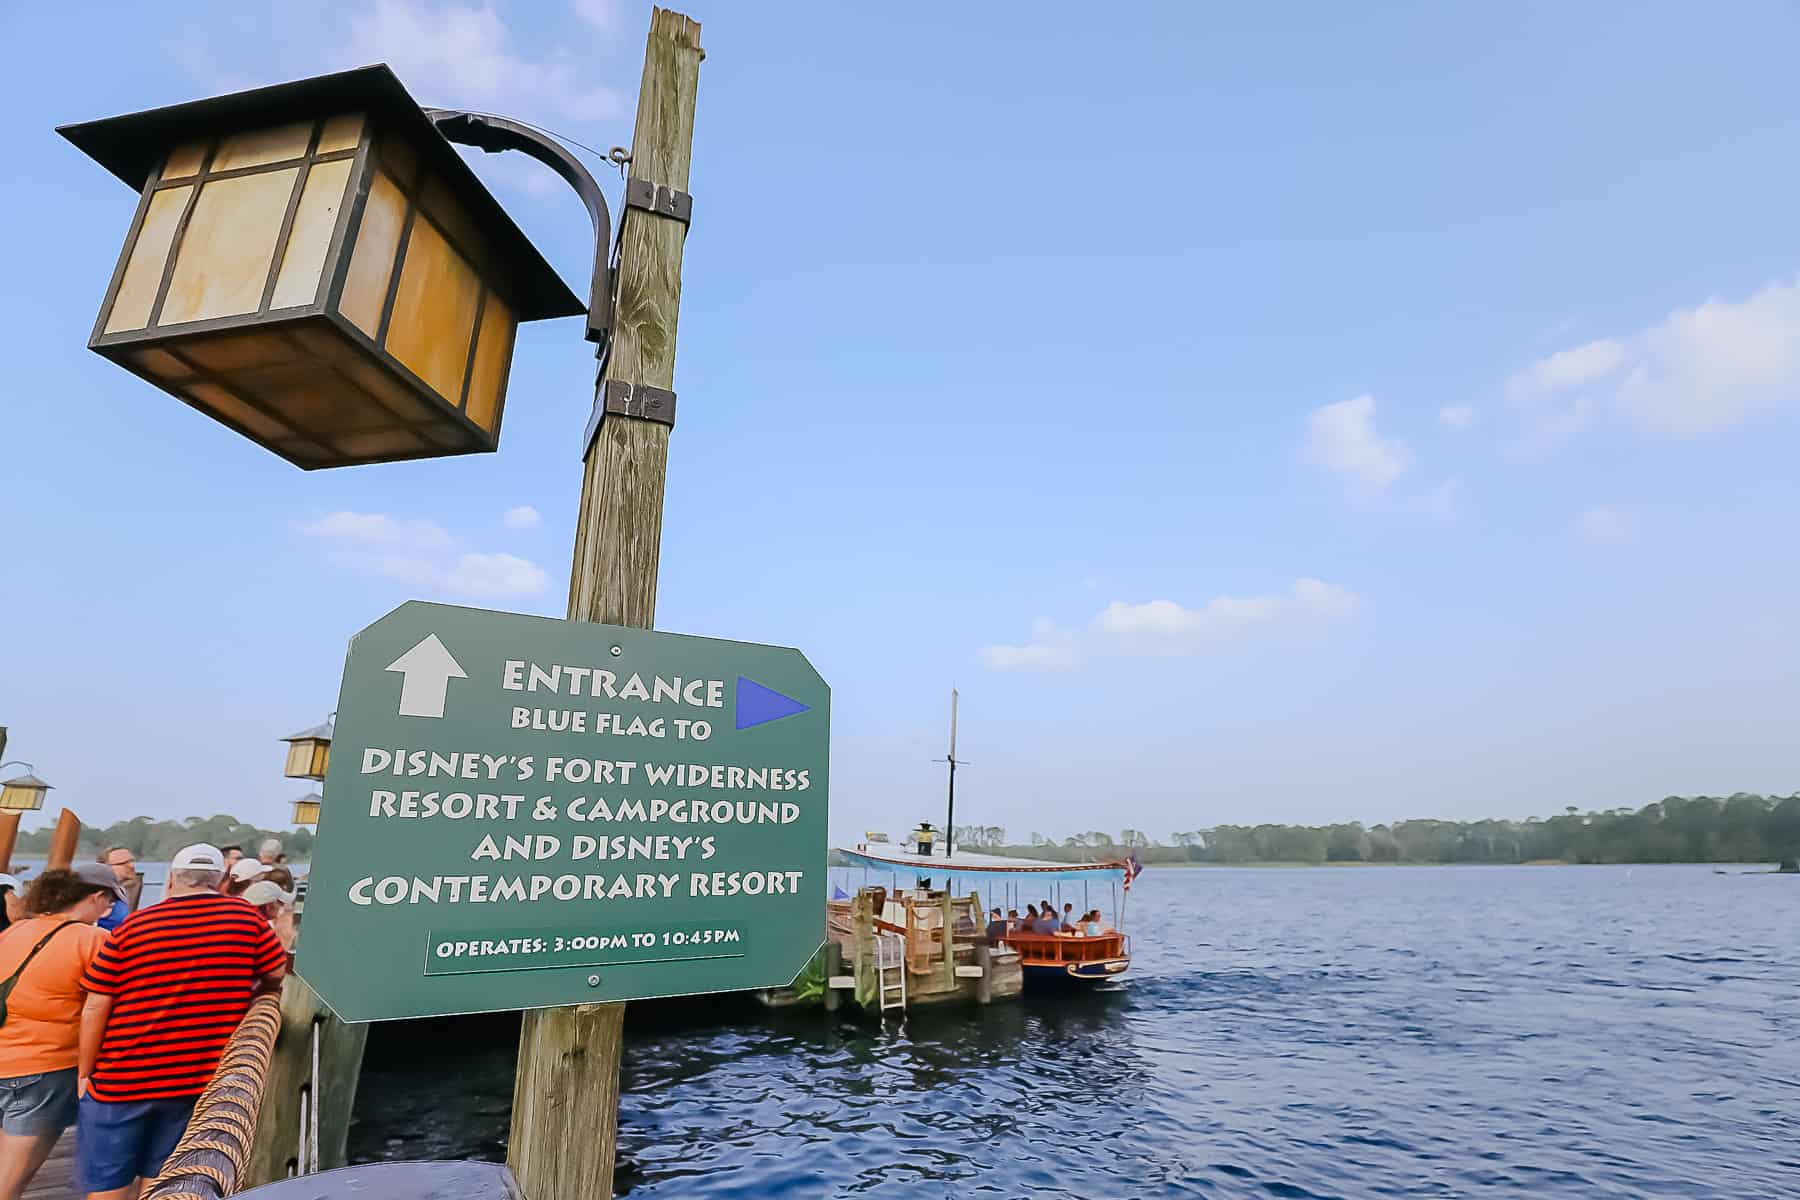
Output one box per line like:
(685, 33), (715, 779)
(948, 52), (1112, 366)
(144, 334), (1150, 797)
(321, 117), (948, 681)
(831, 884), (850, 900)
(1122, 853), (1144, 890)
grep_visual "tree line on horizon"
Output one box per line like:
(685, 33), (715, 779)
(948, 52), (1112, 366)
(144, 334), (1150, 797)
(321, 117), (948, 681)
(11, 814), (314, 864)
(957, 792), (1800, 867)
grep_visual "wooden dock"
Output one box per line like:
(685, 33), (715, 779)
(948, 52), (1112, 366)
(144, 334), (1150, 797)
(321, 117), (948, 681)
(24, 1138), (76, 1199)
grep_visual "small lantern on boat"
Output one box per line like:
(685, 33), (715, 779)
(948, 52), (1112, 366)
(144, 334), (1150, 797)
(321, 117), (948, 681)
(291, 791), (323, 826)
(281, 719), (333, 781)
(0, 769), (51, 813)
(59, 65), (582, 470)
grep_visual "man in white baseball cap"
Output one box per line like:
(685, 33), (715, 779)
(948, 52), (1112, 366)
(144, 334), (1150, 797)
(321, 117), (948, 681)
(167, 843), (225, 875)
(74, 843), (285, 1196)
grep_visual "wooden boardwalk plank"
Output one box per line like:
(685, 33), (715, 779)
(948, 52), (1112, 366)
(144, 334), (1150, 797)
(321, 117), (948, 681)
(24, 1137), (76, 1199)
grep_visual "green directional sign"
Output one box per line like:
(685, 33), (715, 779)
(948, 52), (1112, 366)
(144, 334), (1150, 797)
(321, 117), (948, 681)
(296, 600), (829, 1022)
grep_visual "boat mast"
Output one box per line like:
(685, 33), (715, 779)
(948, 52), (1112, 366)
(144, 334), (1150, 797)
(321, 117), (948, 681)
(943, 688), (959, 857)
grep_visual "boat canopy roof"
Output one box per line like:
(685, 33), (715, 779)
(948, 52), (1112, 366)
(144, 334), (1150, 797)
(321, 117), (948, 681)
(833, 845), (1127, 883)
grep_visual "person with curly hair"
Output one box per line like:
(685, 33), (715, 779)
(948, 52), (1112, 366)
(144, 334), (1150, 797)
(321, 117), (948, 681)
(0, 865), (124, 1200)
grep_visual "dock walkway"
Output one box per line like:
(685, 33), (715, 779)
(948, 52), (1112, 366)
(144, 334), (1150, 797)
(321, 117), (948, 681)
(25, 1138), (75, 1198)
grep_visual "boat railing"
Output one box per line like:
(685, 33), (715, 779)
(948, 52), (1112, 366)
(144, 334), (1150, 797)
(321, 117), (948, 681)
(1000, 931), (1129, 964)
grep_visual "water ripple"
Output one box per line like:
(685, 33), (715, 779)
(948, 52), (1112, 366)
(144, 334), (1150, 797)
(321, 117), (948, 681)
(350, 864), (1799, 1198)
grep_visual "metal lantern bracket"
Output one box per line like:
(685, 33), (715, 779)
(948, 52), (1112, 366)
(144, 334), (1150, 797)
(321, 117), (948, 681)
(424, 109), (694, 450)
(424, 108), (618, 350)
(582, 380), (677, 449)
(624, 177), (693, 224)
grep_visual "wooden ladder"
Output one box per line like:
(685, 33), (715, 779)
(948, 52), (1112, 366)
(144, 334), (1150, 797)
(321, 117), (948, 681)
(875, 933), (907, 1012)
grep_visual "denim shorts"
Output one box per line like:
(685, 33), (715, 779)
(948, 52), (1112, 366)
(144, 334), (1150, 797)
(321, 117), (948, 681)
(0, 1067), (78, 1136)
(75, 1094), (197, 1193)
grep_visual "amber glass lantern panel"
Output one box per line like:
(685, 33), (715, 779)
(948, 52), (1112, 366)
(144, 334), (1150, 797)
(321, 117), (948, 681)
(284, 738), (330, 780)
(0, 778), (48, 812)
(68, 67), (579, 472)
(292, 795), (323, 826)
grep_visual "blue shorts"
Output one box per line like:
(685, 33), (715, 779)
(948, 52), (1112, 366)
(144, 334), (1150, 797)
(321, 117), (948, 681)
(75, 1094), (197, 1193)
(0, 1067), (77, 1136)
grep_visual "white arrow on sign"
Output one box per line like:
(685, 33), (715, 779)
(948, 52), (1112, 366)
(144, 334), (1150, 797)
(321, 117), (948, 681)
(384, 634), (469, 719)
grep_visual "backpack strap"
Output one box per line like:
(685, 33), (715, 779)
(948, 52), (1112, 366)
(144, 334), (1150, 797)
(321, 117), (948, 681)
(0, 920), (80, 1017)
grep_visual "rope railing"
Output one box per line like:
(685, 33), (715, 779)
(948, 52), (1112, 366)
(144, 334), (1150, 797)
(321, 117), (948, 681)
(141, 992), (284, 1200)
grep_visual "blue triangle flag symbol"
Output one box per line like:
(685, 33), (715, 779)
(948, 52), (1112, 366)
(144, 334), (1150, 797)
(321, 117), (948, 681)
(735, 676), (810, 730)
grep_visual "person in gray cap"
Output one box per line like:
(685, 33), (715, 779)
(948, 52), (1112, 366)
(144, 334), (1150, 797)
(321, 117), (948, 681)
(0, 864), (126, 1199)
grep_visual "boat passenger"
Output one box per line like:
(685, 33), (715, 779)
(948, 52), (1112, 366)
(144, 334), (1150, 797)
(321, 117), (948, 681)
(984, 909), (1007, 947)
(1082, 910), (1104, 936)
(1030, 908), (1060, 936)
(1061, 903), (1077, 931)
(1005, 909), (1021, 934)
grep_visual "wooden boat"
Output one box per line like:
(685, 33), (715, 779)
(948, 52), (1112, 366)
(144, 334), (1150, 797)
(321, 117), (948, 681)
(834, 843), (1133, 1001)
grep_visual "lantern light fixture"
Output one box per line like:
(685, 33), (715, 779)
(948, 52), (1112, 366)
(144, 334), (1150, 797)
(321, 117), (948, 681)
(281, 717), (334, 782)
(0, 763), (52, 813)
(291, 792), (324, 827)
(58, 65), (584, 470)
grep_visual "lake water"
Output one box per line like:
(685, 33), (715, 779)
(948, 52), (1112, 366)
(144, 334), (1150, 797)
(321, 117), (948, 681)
(350, 864), (1800, 1197)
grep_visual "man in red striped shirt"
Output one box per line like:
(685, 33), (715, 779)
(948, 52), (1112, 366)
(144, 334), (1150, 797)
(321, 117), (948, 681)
(75, 844), (285, 1199)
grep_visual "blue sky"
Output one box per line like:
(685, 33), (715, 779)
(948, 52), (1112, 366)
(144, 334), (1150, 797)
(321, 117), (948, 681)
(5, 2), (1800, 844)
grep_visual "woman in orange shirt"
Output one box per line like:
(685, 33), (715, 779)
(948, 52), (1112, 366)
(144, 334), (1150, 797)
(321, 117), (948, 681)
(0, 865), (122, 1200)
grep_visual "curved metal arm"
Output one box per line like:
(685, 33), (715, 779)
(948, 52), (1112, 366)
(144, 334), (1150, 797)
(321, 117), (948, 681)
(424, 109), (613, 350)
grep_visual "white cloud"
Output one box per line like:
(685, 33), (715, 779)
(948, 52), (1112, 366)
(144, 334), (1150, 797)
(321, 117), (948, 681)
(445, 552), (550, 597)
(1305, 395), (1409, 493)
(1577, 506), (1632, 544)
(1094, 596), (1280, 640)
(296, 511), (451, 549)
(1508, 277), (1800, 438)
(571, 0), (623, 33)
(503, 505), (542, 529)
(1438, 404), (1474, 429)
(1291, 578), (1357, 619)
(302, 510), (550, 598)
(1512, 339), (1625, 395)
(342, 0), (625, 122)
(982, 580), (1356, 669)
(980, 618), (1078, 671)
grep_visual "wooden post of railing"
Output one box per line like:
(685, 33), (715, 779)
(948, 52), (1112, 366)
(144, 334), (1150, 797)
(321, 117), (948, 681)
(45, 809), (79, 870)
(240, 975), (370, 1189)
(141, 993), (284, 1200)
(0, 812), (19, 874)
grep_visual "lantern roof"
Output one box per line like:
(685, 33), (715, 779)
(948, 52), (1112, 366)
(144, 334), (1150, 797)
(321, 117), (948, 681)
(57, 64), (584, 323)
(281, 720), (335, 744)
(0, 774), (51, 791)
(294, 791), (324, 805)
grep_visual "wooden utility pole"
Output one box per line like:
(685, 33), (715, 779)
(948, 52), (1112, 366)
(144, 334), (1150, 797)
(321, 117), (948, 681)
(508, 10), (702, 1200)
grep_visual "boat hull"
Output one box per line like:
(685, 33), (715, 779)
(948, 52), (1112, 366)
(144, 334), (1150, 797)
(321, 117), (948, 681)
(1022, 957), (1130, 991)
